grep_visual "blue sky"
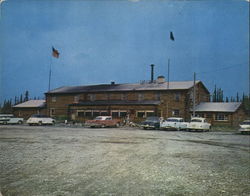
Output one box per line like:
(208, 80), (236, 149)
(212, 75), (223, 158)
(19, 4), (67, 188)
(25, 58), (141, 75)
(0, 0), (249, 103)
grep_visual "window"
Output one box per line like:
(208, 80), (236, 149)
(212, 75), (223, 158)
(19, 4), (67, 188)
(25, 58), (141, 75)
(93, 111), (100, 117)
(172, 109), (180, 116)
(105, 93), (110, 100)
(146, 111), (155, 117)
(77, 112), (85, 117)
(52, 96), (56, 102)
(138, 93), (144, 101)
(215, 114), (228, 121)
(100, 110), (108, 116)
(74, 95), (80, 103)
(175, 93), (180, 102)
(85, 111), (92, 117)
(50, 108), (55, 116)
(155, 93), (161, 100)
(137, 111), (145, 118)
(88, 94), (96, 101)
(121, 93), (127, 100)
(120, 111), (127, 117)
(111, 110), (119, 117)
(206, 113), (212, 118)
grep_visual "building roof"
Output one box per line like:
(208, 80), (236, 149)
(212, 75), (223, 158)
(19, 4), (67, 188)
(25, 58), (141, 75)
(70, 100), (161, 106)
(46, 80), (205, 94)
(13, 100), (46, 108)
(193, 102), (242, 113)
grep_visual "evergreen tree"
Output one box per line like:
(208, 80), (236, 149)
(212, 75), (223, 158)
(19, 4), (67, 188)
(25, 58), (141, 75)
(24, 90), (29, 102)
(20, 94), (23, 103)
(236, 92), (239, 102)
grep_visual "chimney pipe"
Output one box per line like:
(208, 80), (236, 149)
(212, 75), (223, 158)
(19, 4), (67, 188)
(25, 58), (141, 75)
(150, 64), (155, 82)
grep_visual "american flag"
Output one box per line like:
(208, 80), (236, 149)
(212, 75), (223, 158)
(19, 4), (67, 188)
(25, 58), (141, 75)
(52, 47), (59, 58)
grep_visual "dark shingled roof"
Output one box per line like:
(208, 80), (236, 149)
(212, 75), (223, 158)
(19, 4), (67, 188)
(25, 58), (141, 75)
(47, 81), (204, 94)
(69, 100), (161, 106)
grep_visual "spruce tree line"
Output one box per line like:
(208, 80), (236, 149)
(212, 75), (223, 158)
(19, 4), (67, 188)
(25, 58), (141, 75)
(0, 91), (41, 114)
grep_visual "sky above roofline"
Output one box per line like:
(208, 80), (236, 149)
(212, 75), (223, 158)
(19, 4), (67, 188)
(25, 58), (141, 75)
(0, 0), (249, 103)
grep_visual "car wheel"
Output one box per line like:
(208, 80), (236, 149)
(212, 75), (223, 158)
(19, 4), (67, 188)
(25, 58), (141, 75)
(101, 125), (105, 128)
(116, 123), (120, 128)
(18, 121), (23, 125)
(38, 121), (42, 126)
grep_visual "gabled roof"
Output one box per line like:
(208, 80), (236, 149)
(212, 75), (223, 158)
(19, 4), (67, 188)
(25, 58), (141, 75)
(193, 102), (242, 113)
(46, 80), (205, 94)
(13, 100), (46, 108)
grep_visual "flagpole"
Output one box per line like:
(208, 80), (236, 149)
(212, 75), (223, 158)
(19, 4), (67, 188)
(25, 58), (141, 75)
(48, 56), (52, 92)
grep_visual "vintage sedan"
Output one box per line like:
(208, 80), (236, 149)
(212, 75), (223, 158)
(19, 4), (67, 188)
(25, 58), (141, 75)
(239, 120), (250, 134)
(0, 114), (24, 125)
(27, 114), (55, 126)
(85, 116), (121, 128)
(187, 117), (211, 132)
(141, 116), (161, 130)
(160, 117), (189, 131)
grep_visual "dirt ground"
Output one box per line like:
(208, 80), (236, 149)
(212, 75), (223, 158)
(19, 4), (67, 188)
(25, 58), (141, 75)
(0, 125), (249, 196)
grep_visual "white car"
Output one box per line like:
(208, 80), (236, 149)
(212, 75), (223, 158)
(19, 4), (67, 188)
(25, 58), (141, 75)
(160, 117), (188, 131)
(0, 114), (24, 125)
(27, 114), (55, 126)
(187, 117), (211, 132)
(239, 120), (250, 134)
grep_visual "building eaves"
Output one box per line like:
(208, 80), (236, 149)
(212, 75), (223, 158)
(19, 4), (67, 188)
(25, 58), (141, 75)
(69, 100), (161, 106)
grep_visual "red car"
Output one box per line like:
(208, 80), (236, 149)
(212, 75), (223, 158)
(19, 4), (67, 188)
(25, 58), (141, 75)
(85, 116), (121, 128)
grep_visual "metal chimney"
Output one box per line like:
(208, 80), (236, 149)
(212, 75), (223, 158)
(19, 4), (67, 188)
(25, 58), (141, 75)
(150, 64), (155, 82)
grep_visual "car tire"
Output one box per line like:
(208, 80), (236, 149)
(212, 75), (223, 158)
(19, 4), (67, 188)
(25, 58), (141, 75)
(38, 121), (42, 126)
(116, 123), (120, 128)
(18, 121), (23, 125)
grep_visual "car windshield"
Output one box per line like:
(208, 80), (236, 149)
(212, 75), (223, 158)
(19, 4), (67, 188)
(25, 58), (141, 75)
(166, 118), (179, 122)
(242, 121), (250, 125)
(31, 114), (48, 118)
(191, 119), (202, 122)
(95, 117), (104, 120)
(145, 117), (159, 122)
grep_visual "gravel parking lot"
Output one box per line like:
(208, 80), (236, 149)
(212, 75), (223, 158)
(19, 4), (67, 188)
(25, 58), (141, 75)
(0, 125), (249, 196)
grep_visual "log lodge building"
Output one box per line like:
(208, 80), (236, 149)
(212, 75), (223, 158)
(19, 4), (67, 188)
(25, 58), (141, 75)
(45, 76), (210, 122)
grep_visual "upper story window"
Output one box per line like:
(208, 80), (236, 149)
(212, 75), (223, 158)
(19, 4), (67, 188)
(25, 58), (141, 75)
(52, 96), (56, 102)
(155, 92), (161, 100)
(121, 93), (127, 101)
(88, 94), (96, 101)
(138, 93), (144, 101)
(74, 95), (80, 103)
(106, 93), (110, 100)
(175, 93), (180, 102)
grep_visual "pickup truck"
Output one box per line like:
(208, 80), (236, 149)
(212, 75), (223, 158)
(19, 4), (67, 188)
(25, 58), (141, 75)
(85, 116), (121, 128)
(160, 117), (188, 131)
(187, 117), (211, 132)
(0, 114), (24, 125)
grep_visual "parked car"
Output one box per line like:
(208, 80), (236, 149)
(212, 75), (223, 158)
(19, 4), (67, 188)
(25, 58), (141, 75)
(27, 114), (55, 126)
(239, 120), (250, 134)
(160, 117), (189, 131)
(85, 116), (121, 128)
(187, 117), (211, 132)
(0, 114), (24, 125)
(141, 116), (161, 130)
